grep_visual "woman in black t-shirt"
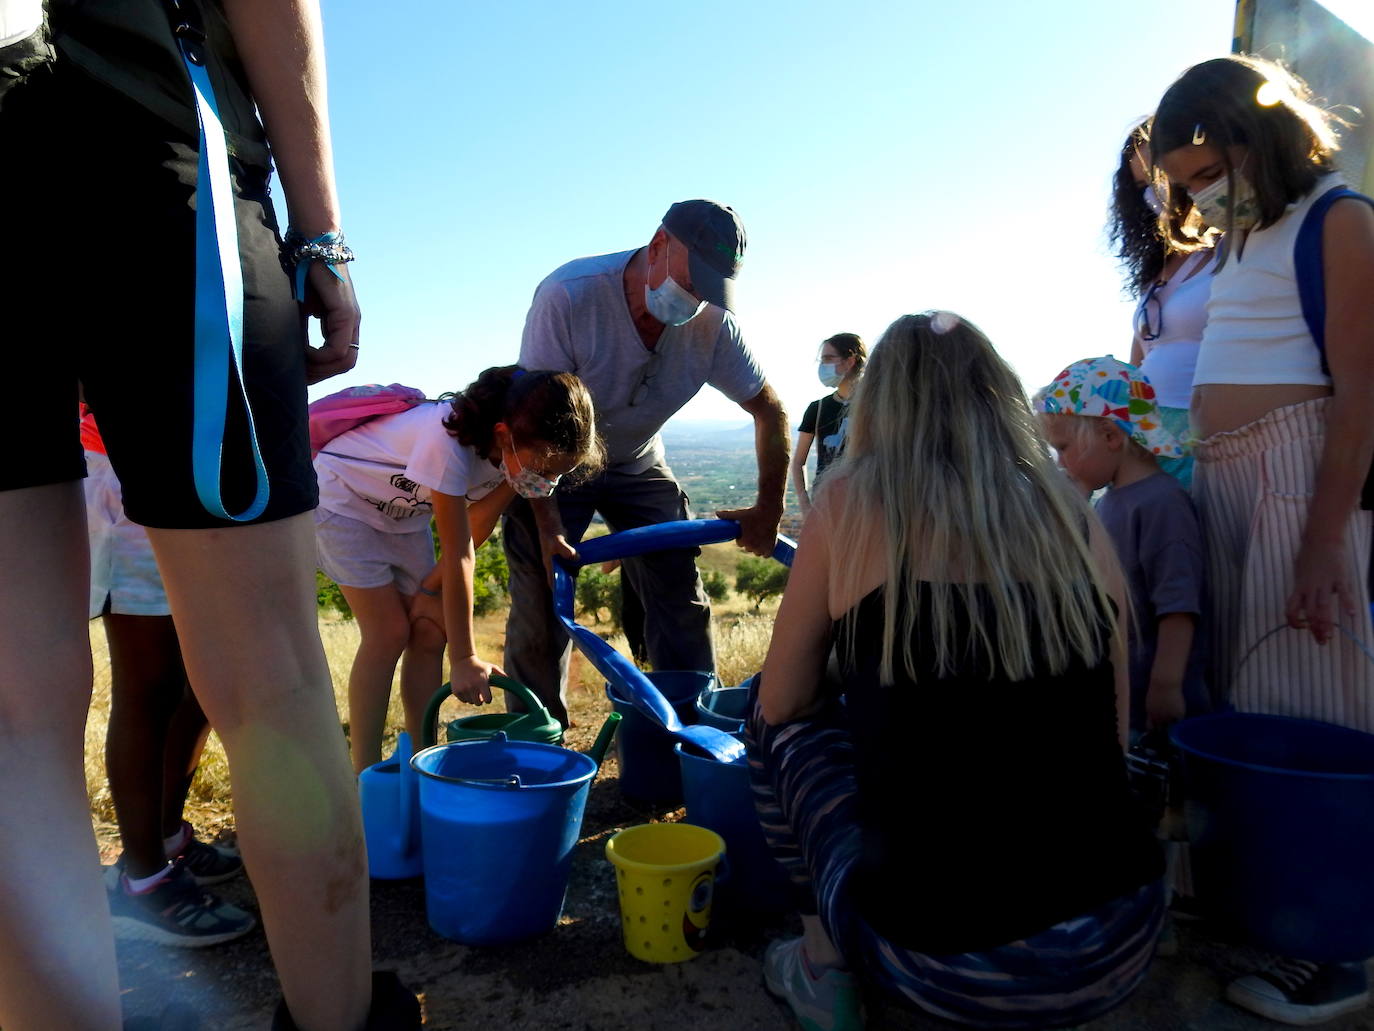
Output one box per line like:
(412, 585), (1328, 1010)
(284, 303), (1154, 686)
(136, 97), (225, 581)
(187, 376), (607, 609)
(791, 332), (865, 520)
(753, 311), (1163, 1031)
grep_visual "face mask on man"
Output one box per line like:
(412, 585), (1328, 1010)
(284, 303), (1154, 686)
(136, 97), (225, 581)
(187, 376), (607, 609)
(645, 270), (706, 326)
(1191, 163), (1260, 232)
(817, 361), (845, 389)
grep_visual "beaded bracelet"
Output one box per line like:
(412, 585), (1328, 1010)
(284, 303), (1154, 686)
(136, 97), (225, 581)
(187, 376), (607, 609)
(281, 229), (355, 300)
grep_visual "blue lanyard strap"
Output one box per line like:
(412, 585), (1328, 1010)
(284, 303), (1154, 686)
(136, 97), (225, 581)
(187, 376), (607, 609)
(174, 21), (270, 523)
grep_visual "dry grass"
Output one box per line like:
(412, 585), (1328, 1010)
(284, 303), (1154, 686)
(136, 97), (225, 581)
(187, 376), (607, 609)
(83, 570), (779, 838)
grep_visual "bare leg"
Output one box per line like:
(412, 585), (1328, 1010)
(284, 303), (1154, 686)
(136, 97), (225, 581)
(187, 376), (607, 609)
(0, 482), (121, 1031)
(338, 583), (410, 772)
(398, 608), (446, 746)
(161, 687), (213, 838)
(148, 513), (370, 1031)
(102, 612), (188, 878)
(801, 913), (845, 969)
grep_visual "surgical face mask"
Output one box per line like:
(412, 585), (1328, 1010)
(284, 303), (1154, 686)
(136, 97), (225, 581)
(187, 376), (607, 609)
(1141, 185), (1164, 216)
(645, 274), (706, 326)
(1191, 167), (1260, 231)
(501, 451), (561, 499)
(817, 361), (845, 388)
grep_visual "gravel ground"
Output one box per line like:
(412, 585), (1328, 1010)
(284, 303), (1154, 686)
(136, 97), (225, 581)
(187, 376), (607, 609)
(104, 715), (1374, 1030)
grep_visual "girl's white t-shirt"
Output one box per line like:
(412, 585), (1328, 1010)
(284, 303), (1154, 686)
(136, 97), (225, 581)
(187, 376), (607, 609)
(313, 402), (505, 533)
(1134, 249), (1215, 409)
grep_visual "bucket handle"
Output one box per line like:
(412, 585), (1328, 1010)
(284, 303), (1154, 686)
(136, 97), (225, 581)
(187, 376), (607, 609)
(420, 674), (554, 748)
(1235, 621), (1374, 679)
(454, 774), (523, 788)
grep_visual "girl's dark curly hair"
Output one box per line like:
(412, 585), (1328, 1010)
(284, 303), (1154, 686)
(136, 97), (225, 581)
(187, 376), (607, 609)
(1108, 122), (1168, 296)
(443, 366), (605, 480)
(1107, 121), (1212, 296)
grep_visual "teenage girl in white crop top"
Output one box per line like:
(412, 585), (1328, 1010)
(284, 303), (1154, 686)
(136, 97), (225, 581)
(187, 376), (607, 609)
(1152, 53), (1374, 1025)
(1110, 122), (1218, 488)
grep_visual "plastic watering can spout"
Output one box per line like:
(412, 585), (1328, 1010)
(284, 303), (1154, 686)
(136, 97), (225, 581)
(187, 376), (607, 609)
(587, 712), (622, 768)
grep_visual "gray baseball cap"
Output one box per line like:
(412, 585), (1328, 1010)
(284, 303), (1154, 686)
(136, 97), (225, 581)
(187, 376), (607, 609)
(661, 199), (747, 313)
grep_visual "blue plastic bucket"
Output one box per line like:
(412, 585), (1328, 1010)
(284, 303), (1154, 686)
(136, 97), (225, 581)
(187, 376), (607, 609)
(1172, 713), (1374, 961)
(676, 743), (790, 915)
(694, 683), (751, 734)
(606, 671), (713, 803)
(410, 734), (597, 944)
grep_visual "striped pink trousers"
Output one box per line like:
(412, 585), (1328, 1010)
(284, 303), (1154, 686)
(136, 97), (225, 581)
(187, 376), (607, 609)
(1193, 398), (1374, 731)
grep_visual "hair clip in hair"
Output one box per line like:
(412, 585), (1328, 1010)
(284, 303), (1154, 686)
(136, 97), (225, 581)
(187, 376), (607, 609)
(928, 311), (961, 335)
(1191, 123), (1207, 146)
(1256, 81), (1283, 107)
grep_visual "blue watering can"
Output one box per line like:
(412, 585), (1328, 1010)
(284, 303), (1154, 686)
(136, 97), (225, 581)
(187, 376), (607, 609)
(358, 731), (423, 880)
(552, 518), (795, 766)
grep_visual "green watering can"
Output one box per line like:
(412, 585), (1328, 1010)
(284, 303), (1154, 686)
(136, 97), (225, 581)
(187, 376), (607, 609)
(422, 673), (620, 765)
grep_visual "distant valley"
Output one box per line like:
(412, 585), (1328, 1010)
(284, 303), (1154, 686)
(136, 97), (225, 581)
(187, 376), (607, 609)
(659, 419), (805, 537)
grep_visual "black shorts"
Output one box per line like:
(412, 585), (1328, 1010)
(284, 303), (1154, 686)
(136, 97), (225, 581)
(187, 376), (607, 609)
(1, 59), (317, 528)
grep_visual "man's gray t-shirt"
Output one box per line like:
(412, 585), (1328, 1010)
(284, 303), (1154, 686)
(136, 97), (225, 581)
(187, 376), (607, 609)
(518, 249), (766, 473)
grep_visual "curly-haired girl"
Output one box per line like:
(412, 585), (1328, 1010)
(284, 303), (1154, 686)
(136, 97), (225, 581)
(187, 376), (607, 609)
(1109, 120), (1217, 488)
(313, 367), (603, 770)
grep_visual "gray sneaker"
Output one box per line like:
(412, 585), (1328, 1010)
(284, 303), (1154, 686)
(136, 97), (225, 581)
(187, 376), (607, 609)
(109, 860), (255, 948)
(763, 937), (864, 1031)
(1227, 957), (1370, 1026)
(175, 837), (244, 887)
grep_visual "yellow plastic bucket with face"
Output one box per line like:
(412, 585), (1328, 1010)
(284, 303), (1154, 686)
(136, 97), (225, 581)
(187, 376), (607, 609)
(605, 823), (726, 963)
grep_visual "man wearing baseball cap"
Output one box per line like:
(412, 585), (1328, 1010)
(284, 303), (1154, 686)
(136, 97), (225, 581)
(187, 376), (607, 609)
(501, 199), (788, 728)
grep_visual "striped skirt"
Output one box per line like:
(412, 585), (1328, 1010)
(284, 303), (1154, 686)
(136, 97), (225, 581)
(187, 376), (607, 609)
(746, 699), (1163, 1029)
(1192, 398), (1374, 729)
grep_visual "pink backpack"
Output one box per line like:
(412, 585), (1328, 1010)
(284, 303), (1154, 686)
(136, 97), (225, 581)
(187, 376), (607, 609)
(308, 383), (432, 456)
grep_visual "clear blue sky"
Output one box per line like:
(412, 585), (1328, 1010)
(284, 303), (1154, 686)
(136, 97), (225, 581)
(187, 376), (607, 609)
(305, 0), (1366, 425)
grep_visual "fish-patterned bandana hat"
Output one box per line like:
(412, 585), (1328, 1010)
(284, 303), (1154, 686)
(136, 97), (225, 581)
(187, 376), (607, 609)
(1036, 356), (1185, 458)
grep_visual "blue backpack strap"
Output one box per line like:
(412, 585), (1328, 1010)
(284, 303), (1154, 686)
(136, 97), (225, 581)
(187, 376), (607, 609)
(168, 1), (270, 522)
(1295, 184), (1374, 555)
(1295, 185), (1374, 376)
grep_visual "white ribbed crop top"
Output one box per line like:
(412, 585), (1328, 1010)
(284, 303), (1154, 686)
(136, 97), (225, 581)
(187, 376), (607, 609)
(1193, 173), (1343, 387)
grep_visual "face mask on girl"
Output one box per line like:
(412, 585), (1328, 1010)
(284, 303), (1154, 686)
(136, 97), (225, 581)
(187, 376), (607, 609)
(1141, 185), (1164, 216)
(645, 273), (706, 326)
(1191, 164), (1260, 231)
(501, 448), (561, 499)
(817, 361), (845, 388)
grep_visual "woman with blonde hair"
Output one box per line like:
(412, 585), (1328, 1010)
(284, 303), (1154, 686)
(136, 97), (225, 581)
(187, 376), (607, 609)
(751, 311), (1164, 1030)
